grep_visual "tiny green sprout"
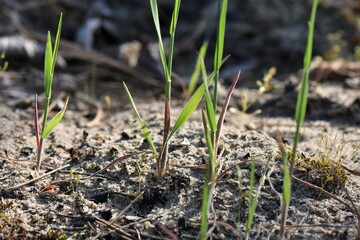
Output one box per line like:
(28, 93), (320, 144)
(35, 13), (69, 175)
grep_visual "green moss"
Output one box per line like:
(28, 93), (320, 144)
(296, 152), (348, 192)
(41, 229), (68, 240)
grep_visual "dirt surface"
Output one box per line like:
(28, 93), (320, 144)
(1, 58), (360, 239)
(1, 1), (360, 240)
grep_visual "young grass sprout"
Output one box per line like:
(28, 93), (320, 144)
(279, 1), (318, 239)
(34, 13), (69, 175)
(124, 0), (229, 178)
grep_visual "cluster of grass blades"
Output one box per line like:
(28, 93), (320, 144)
(34, 13), (69, 175)
(199, 0), (231, 238)
(123, 0), (229, 179)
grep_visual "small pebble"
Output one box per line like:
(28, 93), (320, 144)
(217, 233), (225, 240)
(144, 220), (155, 228)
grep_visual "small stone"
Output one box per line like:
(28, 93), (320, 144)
(144, 220), (155, 228)
(217, 233), (226, 240)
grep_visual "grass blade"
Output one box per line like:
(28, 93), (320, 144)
(202, 110), (215, 181)
(201, 59), (216, 133)
(44, 31), (53, 99)
(158, 100), (171, 177)
(245, 158), (256, 235)
(214, 0), (227, 72)
(123, 82), (157, 154)
(215, 71), (240, 150)
(167, 56), (229, 141)
(291, 0), (318, 171)
(200, 178), (209, 240)
(169, 0), (181, 35)
(34, 94), (40, 150)
(188, 42), (208, 95)
(41, 96), (69, 139)
(168, 70), (216, 141)
(213, 0), (228, 112)
(150, 0), (168, 78)
(167, 0), (181, 79)
(295, 0), (317, 126)
(51, 13), (63, 75)
(245, 156), (271, 239)
(276, 132), (291, 240)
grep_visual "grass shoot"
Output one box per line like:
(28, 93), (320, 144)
(290, 0), (318, 172)
(123, 82), (157, 154)
(150, 0), (180, 177)
(124, 0), (229, 178)
(200, 71), (239, 239)
(35, 13), (69, 175)
(280, 0), (318, 239)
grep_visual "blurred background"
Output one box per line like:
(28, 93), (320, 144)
(0, 0), (359, 99)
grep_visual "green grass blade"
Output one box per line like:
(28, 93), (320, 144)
(291, 0), (318, 172)
(202, 110), (215, 181)
(44, 31), (53, 99)
(277, 132), (291, 240)
(123, 82), (157, 154)
(167, 0), (181, 79)
(166, 0), (181, 101)
(295, 0), (318, 126)
(282, 152), (291, 206)
(245, 158), (256, 234)
(167, 56), (229, 141)
(245, 156), (271, 238)
(188, 42), (208, 95)
(167, 70), (216, 141)
(277, 132), (291, 205)
(51, 13), (63, 75)
(34, 95), (40, 150)
(199, 178), (209, 240)
(170, 0), (181, 35)
(41, 96), (69, 139)
(201, 60), (216, 133)
(214, 0), (227, 72)
(212, 0), (228, 112)
(150, 0), (168, 78)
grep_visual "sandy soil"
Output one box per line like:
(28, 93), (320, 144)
(0, 58), (359, 239)
(0, 1), (360, 239)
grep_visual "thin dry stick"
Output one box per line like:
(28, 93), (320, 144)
(92, 191), (144, 239)
(110, 191), (144, 224)
(156, 223), (180, 240)
(6, 164), (70, 191)
(91, 216), (133, 240)
(286, 224), (353, 229)
(82, 152), (148, 180)
(292, 175), (353, 211)
(343, 186), (360, 238)
(214, 221), (245, 239)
